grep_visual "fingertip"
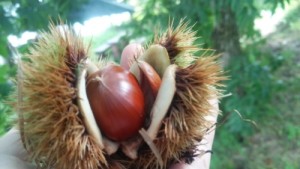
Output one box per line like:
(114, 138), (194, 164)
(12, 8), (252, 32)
(169, 162), (195, 169)
(0, 154), (35, 169)
(0, 129), (28, 160)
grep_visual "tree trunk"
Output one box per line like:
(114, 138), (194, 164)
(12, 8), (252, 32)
(212, 6), (242, 65)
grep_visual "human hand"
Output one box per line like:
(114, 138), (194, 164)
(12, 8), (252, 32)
(0, 128), (35, 169)
(0, 103), (218, 169)
(168, 97), (218, 169)
(0, 44), (219, 169)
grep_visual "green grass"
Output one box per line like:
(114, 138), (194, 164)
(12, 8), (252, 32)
(211, 4), (300, 168)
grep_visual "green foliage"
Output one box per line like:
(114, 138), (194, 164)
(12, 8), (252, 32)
(212, 39), (299, 168)
(0, 0), (91, 83)
(0, 64), (15, 135)
(125, 0), (289, 45)
(0, 0), (90, 134)
(210, 129), (243, 168)
(0, 0), (88, 56)
(0, 100), (12, 135)
(0, 79), (13, 135)
(211, 3), (300, 165)
(0, 65), (10, 83)
(220, 42), (285, 134)
(280, 3), (300, 31)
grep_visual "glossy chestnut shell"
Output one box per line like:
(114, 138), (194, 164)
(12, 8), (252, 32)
(86, 65), (145, 141)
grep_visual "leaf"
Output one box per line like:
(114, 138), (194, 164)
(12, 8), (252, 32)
(0, 64), (9, 83)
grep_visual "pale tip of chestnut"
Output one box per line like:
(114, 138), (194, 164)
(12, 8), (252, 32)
(103, 137), (120, 155)
(140, 44), (171, 78)
(129, 44), (170, 84)
(121, 138), (143, 159)
(122, 146), (138, 160)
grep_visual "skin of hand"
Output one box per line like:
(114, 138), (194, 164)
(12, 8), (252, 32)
(168, 98), (218, 169)
(0, 44), (218, 169)
(0, 129), (35, 169)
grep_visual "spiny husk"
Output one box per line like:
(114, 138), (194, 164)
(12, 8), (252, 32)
(16, 25), (107, 169)
(117, 22), (226, 169)
(128, 56), (225, 169)
(15, 20), (226, 169)
(153, 19), (199, 67)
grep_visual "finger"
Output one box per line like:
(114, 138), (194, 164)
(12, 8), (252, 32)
(169, 162), (195, 169)
(207, 97), (219, 122)
(188, 97), (219, 169)
(169, 97), (219, 169)
(0, 154), (35, 169)
(0, 128), (28, 161)
(120, 43), (143, 70)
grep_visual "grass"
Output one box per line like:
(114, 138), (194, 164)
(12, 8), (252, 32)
(211, 3), (300, 168)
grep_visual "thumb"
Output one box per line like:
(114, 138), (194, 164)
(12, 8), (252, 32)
(0, 154), (35, 169)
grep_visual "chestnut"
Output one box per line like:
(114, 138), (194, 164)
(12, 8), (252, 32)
(86, 65), (145, 141)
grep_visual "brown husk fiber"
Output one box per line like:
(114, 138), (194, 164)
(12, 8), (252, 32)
(15, 21), (225, 169)
(121, 21), (226, 169)
(16, 25), (107, 169)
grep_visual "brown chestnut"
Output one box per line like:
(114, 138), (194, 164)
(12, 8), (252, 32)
(86, 65), (145, 141)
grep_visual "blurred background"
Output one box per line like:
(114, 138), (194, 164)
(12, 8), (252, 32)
(0, 0), (299, 168)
